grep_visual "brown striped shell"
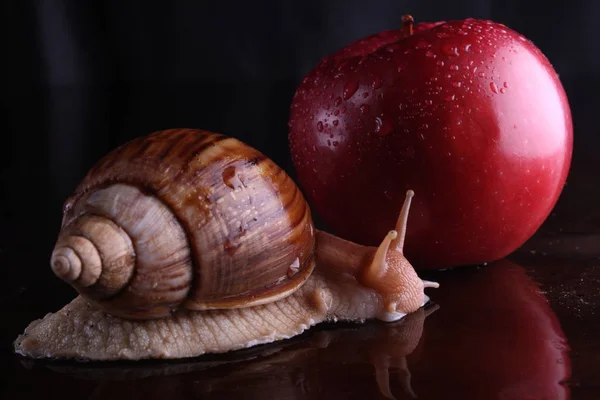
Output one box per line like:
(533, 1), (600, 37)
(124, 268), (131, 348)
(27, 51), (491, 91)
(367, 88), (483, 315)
(50, 128), (315, 319)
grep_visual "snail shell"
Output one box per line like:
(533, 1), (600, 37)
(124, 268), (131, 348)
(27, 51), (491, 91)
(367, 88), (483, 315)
(50, 128), (315, 319)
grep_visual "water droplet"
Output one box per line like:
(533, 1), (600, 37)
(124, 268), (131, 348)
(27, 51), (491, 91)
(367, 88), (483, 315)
(360, 104), (370, 114)
(287, 258), (300, 278)
(503, 82), (509, 88)
(442, 43), (459, 56)
(343, 79), (359, 99)
(478, 72), (485, 77)
(436, 32), (451, 39)
(397, 66), (403, 73)
(386, 43), (403, 53)
(341, 106), (347, 114)
(436, 60), (445, 67)
(222, 166), (240, 189)
(425, 50), (436, 58)
(415, 40), (431, 49)
(425, 99), (433, 105)
(464, 44), (472, 52)
(445, 94), (456, 102)
(362, 92), (369, 98)
(333, 141), (339, 147)
(450, 64), (459, 71)
(489, 82), (498, 94)
(374, 117), (393, 136)
(333, 120), (339, 127)
(372, 75), (382, 89)
(420, 123), (429, 131)
(499, 88), (506, 94)
(513, 124), (518, 129)
(453, 81), (462, 88)
(334, 97), (342, 106)
(317, 121), (324, 132)
(334, 109), (340, 116)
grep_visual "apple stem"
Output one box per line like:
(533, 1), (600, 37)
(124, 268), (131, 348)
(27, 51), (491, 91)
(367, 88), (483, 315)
(401, 14), (415, 36)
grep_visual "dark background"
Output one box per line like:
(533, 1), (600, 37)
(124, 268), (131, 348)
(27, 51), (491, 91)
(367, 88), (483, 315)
(1, 0), (599, 348)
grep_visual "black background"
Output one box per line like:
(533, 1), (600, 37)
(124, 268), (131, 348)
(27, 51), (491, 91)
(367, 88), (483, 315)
(1, 0), (599, 337)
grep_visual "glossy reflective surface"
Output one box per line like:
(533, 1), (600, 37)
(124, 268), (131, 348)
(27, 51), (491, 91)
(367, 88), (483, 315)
(4, 226), (600, 399)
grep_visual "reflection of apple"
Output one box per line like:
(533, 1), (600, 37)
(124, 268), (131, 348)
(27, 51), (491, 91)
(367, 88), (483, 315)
(288, 16), (573, 269)
(408, 259), (571, 398)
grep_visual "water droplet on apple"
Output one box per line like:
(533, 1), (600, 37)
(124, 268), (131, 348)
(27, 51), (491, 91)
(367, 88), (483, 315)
(334, 109), (340, 116)
(503, 81), (509, 88)
(436, 32), (451, 39)
(334, 97), (342, 106)
(478, 71), (485, 77)
(317, 121), (324, 132)
(372, 75), (382, 89)
(362, 92), (369, 98)
(442, 43), (459, 56)
(450, 64), (459, 71)
(445, 94), (456, 102)
(360, 104), (370, 114)
(453, 81), (462, 88)
(425, 99), (433, 105)
(489, 82), (498, 93)
(341, 106), (347, 114)
(333, 120), (339, 127)
(374, 117), (393, 136)
(499, 88), (506, 94)
(343, 79), (359, 100)
(436, 60), (445, 67)
(464, 44), (472, 52)
(425, 50), (436, 58)
(415, 40), (431, 50)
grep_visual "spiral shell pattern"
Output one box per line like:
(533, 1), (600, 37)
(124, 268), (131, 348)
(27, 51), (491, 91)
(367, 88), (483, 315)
(53, 129), (315, 319)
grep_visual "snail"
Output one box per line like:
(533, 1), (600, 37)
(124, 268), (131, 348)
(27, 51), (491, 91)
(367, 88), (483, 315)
(13, 128), (438, 361)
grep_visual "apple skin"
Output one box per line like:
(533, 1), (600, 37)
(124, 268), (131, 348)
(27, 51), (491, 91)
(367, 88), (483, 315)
(288, 17), (573, 269)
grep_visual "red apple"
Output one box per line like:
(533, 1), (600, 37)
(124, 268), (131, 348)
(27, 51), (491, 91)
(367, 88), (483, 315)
(288, 16), (573, 269)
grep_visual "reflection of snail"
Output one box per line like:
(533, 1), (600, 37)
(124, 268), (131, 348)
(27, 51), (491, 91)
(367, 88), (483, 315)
(20, 304), (438, 400)
(14, 128), (438, 361)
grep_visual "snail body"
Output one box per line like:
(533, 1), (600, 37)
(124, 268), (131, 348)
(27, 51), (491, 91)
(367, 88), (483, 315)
(14, 128), (437, 361)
